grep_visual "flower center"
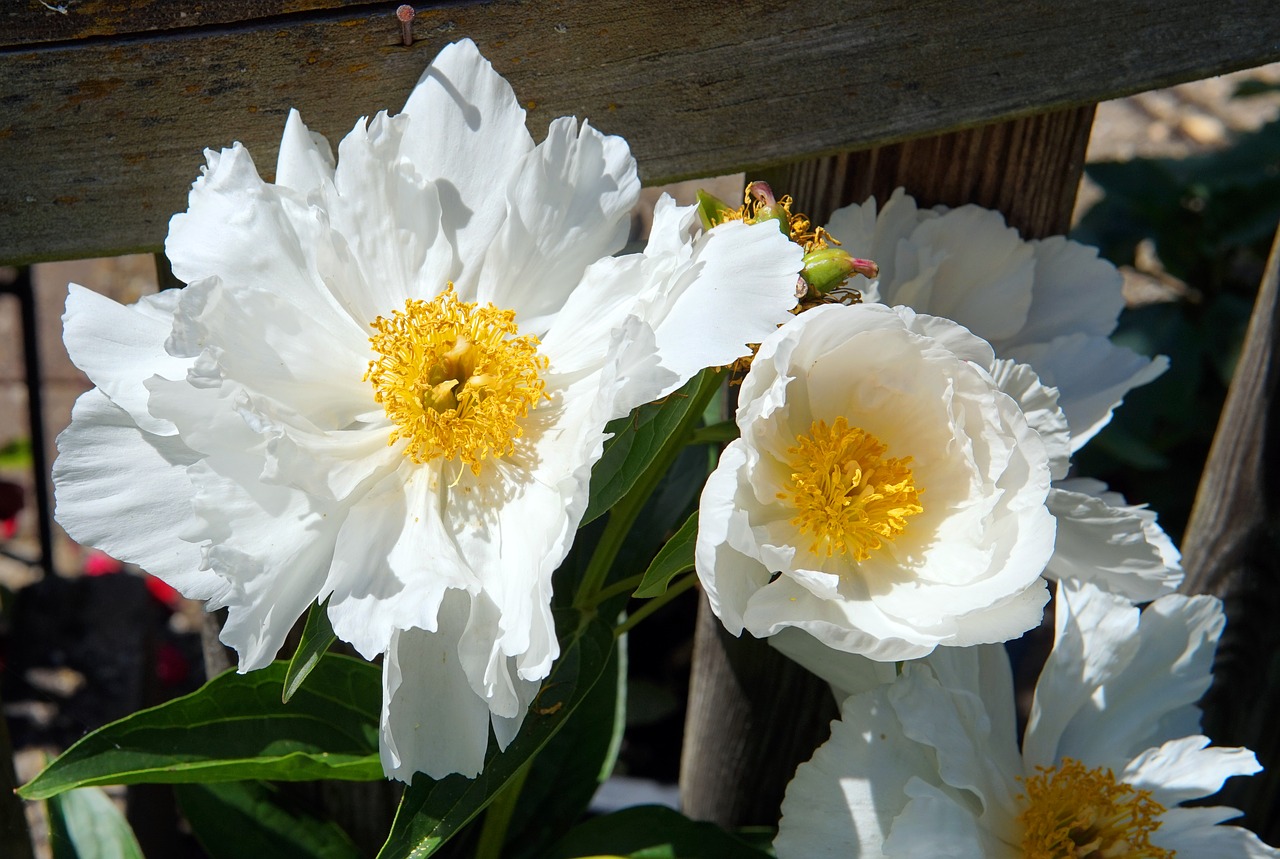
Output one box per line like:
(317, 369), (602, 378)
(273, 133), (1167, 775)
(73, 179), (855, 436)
(1018, 758), (1172, 858)
(779, 417), (922, 561)
(365, 285), (548, 475)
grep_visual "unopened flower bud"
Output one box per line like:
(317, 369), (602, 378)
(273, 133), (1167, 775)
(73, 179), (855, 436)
(695, 189), (737, 231)
(800, 247), (878, 294)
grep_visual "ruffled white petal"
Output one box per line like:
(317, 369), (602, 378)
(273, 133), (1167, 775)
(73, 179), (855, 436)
(775, 683), (937, 859)
(61, 285), (190, 436)
(1045, 479), (1182, 601)
(1007, 333), (1169, 449)
(381, 612), (492, 781)
(475, 116), (639, 330)
(1025, 579), (1224, 769)
(1124, 735), (1261, 806)
(52, 389), (206, 590)
(398, 39), (534, 281)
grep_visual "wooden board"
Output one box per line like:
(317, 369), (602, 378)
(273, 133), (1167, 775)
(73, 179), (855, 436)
(2, 0), (1278, 263)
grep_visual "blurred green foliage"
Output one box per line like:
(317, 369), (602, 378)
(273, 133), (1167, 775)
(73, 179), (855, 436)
(1070, 97), (1280, 541)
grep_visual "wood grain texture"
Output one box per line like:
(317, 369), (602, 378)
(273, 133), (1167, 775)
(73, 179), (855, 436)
(1178, 224), (1280, 841)
(2, 0), (1278, 263)
(3, 1), (380, 47)
(760, 105), (1098, 238)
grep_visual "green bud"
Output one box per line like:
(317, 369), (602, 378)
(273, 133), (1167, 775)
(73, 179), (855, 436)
(800, 247), (879, 295)
(695, 189), (737, 231)
(749, 202), (791, 237)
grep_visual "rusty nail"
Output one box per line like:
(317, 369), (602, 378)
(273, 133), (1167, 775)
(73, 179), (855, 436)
(397, 5), (415, 47)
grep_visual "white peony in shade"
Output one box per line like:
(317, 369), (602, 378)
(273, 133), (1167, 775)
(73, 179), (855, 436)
(775, 579), (1278, 858)
(827, 189), (1182, 603)
(825, 188), (1169, 449)
(52, 39), (801, 780)
(696, 302), (1059, 661)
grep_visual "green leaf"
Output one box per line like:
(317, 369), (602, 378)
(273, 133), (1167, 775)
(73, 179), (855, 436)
(376, 611), (615, 859)
(633, 512), (697, 598)
(47, 786), (144, 859)
(21, 654), (382, 799)
(175, 781), (360, 859)
(505, 632), (626, 859)
(544, 806), (773, 859)
(283, 598), (338, 703)
(582, 370), (721, 527)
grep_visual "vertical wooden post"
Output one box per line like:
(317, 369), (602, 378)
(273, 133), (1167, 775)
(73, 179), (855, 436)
(679, 105), (1097, 827)
(1177, 223), (1280, 842)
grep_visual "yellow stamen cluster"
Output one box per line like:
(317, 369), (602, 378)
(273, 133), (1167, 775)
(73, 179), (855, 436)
(779, 417), (922, 560)
(1019, 758), (1173, 858)
(729, 187), (837, 255)
(365, 285), (548, 475)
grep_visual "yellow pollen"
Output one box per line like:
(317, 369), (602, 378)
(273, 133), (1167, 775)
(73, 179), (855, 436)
(1018, 758), (1173, 858)
(779, 417), (922, 561)
(365, 285), (548, 475)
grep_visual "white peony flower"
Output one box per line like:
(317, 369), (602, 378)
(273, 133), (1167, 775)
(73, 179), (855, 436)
(695, 301), (1058, 661)
(776, 579), (1278, 858)
(827, 189), (1182, 601)
(826, 188), (1168, 449)
(52, 39), (801, 780)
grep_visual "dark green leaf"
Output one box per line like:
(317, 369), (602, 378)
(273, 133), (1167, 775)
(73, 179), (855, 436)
(376, 611), (615, 859)
(47, 786), (144, 859)
(634, 512), (697, 598)
(283, 598), (337, 703)
(175, 781), (360, 859)
(21, 655), (382, 799)
(582, 370), (721, 526)
(505, 632), (626, 859)
(544, 805), (773, 859)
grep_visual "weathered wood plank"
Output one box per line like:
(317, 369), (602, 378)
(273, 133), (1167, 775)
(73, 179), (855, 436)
(2, 0), (1278, 264)
(2, 0), (376, 47)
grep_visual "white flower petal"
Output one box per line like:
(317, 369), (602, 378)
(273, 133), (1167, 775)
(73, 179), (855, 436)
(398, 39), (534, 276)
(275, 108), (336, 197)
(1007, 333), (1169, 450)
(1154, 806), (1280, 857)
(381, 614), (491, 781)
(52, 389), (206, 590)
(883, 779), (1017, 858)
(775, 683), (937, 859)
(62, 285), (189, 435)
(1045, 481), (1182, 601)
(1124, 735), (1261, 806)
(1017, 236), (1125, 345)
(1026, 580), (1224, 769)
(769, 628), (896, 701)
(476, 116), (639, 330)
(639, 209), (800, 394)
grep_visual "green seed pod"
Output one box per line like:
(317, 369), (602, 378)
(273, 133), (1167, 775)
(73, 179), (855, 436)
(695, 189), (737, 231)
(801, 247), (863, 294)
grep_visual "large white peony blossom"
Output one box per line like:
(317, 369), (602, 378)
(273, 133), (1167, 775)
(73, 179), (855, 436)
(776, 579), (1277, 858)
(52, 39), (801, 780)
(695, 302), (1058, 661)
(827, 190), (1182, 602)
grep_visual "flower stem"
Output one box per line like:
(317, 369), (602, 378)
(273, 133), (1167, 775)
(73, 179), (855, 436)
(613, 573), (698, 637)
(574, 370), (724, 612)
(590, 573), (646, 606)
(474, 758), (533, 859)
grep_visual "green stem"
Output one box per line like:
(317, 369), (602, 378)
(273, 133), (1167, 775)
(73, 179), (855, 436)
(474, 758), (533, 859)
(591, 573), (646, 606)
(614, 573), (698, 637)
(574, 370), (724, 611)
